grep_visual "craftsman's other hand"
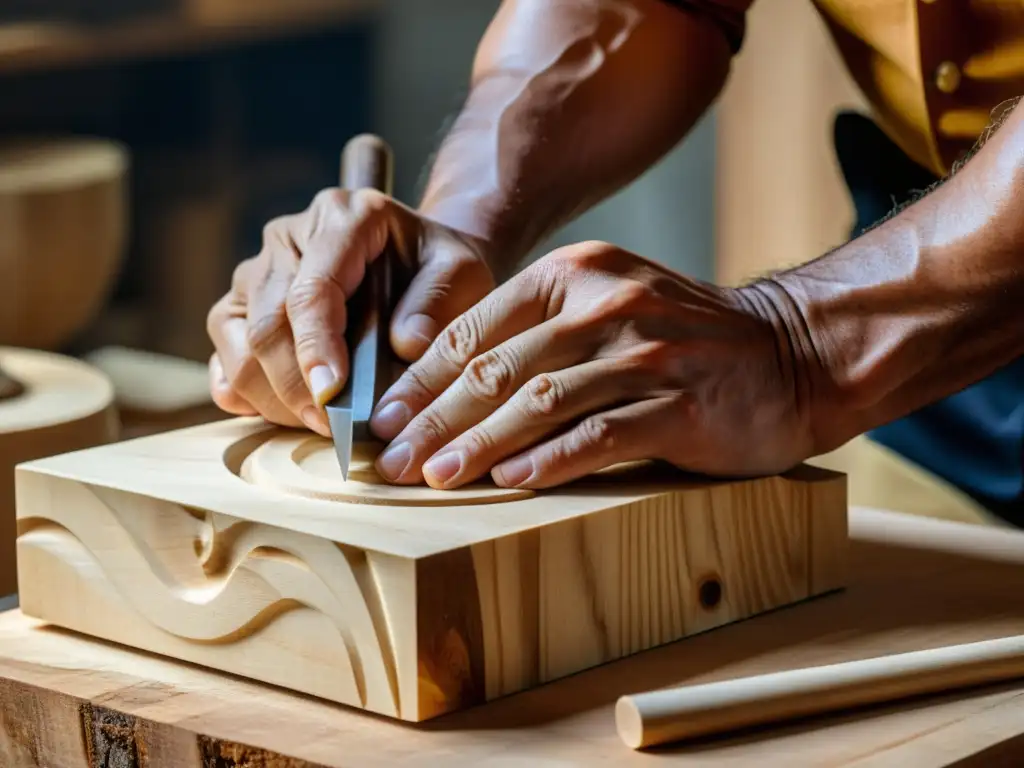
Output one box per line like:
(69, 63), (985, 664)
(206, 189), (495, 436)
(369, 241), (816, 489)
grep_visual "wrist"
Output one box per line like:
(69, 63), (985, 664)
(732, 277), (861, 456)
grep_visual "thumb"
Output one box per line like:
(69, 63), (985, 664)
(390, 250), (496, 362)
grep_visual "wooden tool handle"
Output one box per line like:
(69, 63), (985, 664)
(341, 134), (393, 196)
(616, 633), (1024, 749)
(334, 134), (399, 429)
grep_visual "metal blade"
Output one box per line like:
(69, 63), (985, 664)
(326, 404), (353, 481)
(324, 281), (386, 481)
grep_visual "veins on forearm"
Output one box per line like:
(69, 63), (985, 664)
(418, 6), (643, 265)
(416, 0), (731, 275)
(756, 99), (1024, 441)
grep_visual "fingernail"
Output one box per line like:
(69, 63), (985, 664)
(377, 441), (412, 481)
(301, 406), (325, 433)
(494, 456), (534, 487)
(423, 451), (463, 487)
(309, 365), (341, 407)
(372, 400), (413, 438)
(403, 314), (437, 346)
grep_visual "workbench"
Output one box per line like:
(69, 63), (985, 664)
(1, 506), (1023, 765)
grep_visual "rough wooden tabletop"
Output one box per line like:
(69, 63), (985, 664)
(3, 507), (1024, 766)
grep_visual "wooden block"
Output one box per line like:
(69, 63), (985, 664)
(7, 508), (1024, 765)
(14, 417), (847, 722)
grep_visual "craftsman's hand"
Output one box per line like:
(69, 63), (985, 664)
(206, 189), (495, 435)
(369, 241), (817, 489)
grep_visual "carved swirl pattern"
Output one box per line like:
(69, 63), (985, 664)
(18, 484), (404, 717)
(238, 433), (535, 506)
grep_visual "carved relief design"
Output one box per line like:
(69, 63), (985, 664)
(17, 481), (411, 718)
(13, 418), (848, 723)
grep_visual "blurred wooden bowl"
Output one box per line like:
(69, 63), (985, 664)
(0, 137), (129, 350)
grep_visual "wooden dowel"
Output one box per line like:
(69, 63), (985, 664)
(616, 633), (1024, 749)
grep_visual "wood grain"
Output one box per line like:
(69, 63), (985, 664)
(4, 508), (1024, 765)
(0, 348), (117, 596)
(15, 417), (847, 722)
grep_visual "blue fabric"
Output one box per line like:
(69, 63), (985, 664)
(832, 112), (1024, 524)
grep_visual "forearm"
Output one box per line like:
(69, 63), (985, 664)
(741, 99), (1024, 454)
(417, 0), (733, 275)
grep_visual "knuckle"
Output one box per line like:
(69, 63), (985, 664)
(575, 415), (616, 454)
(307, 189), (348, 241)
(461, 427), (497, 455)
(414, 276), (452, 310)
(546, 240), (614, 272)
(536, 437), (572, 475)
(522, 373), (562, 417)
(436, 314), (481, 369)
(291, 331), (323, 362)
(312, 187), (347, 211)
(616, 280), (656, 310)
(671, 392), (700, 425)
(607, 280), (653, 314)
(350, 188), (389, 217)
(261, 216), (292, 245)
(286, 274), (336, 316)
(246, 306), (290, 355)
(415, 410), (450, 445)
(206, 296), (229, 338)
(631, 340), (681, 379)
(420, 233), (481, 274)
(210, 386), (238, 412)
(231, 258), (256, 293)
(462, 349), (516, 403)
(400, 365), (437, 405)
(581, 280), (656, 326)
(223, 355), (257, 396)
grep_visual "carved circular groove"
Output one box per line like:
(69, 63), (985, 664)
(238, 432), (535, 506)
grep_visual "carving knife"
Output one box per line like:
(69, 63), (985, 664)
(323, 134), (396, 480)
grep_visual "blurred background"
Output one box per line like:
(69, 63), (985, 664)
(0, 0), (887, 599)
(0, 0), (865, 430)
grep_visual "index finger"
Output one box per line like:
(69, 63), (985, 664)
(369, 268), (555, 442)
(286, 189), (391, 406)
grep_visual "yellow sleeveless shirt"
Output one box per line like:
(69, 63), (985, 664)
(813, 0), (1024, 175)
(687, 0), (1024, 175)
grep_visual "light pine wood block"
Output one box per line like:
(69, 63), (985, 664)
(13, 417), (847, 722)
